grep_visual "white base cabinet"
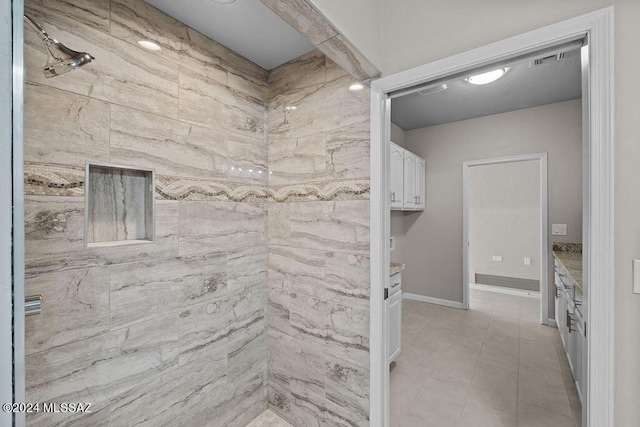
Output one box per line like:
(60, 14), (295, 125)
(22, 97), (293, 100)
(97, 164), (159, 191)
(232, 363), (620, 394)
(387, 273), (402, 364)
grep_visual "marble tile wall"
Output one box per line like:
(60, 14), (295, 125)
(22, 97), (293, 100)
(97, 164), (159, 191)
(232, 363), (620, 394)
(266, 51), (371, 426)
(24, 0), (269, 425)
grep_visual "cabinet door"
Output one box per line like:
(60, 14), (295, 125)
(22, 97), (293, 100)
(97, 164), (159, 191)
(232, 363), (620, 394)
(403, 152), (416, 209)
(388, 289), (402, 363)
(415, 157), (425, 209)
(390, 143), (404, 209)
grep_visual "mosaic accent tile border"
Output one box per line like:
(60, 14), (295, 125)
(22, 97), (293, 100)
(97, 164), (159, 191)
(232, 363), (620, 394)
(25, 163), (370, 202)
(156, 176), (270, 202)
(269, 179), (369, 202)
(25, 163), (85, 196)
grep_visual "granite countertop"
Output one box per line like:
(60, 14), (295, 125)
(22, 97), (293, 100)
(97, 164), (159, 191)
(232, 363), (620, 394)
(552, 243), (583, 293)
(390, 262), (405, 276)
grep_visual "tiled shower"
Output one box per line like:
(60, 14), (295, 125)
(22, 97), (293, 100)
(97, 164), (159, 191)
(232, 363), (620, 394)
(22, 0), (370, 425)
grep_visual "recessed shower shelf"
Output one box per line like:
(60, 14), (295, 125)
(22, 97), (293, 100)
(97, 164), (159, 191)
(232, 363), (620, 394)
(85, 163), (155, 248)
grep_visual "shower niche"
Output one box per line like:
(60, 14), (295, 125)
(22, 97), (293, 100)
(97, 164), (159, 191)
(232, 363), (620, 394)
(85, 163), (155, 247)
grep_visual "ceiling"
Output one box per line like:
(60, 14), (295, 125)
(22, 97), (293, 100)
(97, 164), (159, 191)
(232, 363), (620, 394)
(144, 0), (315, 70)
(391, 47), (582, 130)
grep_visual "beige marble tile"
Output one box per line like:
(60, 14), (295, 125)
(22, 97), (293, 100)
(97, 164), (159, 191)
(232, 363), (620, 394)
(109, 252), (227, 329)
(109, 351), (228, 427)
(324, 353), (369, 420)
(25, 197), (179, 277)
(25, 5), (180, 118)
(25, 266), (110, 355)
(228, 52), (269, 104)
(268, 200), (369, 254)
(268, 50), (326, 96)
(26, 314), (179, 405)
(289, 293), (369, 368)
(228, 134), (268, 184)
(228, 245), (268, 295)
(26, 398), (110, 427)
(156, 176), (270, 202)
(268, 245), (326, 298)
(268, 74), (369, 142)
(178, 201), (266, 256)
(27, 0), (110, 34)
(317, 34), (379, 81)
(326, 121), (370, 180)
(392, 345), (438, 378)
(258, 0), (337, 46)
(268, 287), (292, 336)
(109, 0), (186, 63)
(246, 409), (293, 427)
(180, 26), (229, 80)
(179, 66), (265, 140)
(268, 179), (370, 202)
(24, 162), (85, 197)
(518, 367), (573, 417)
(431, 344), (480, 384)
(389, 371), (425, 427)
(268, 328), (325, 397)
(268, 133), (327, 186)
(110, 105), (227, 179)
(24, 83), (110, 165)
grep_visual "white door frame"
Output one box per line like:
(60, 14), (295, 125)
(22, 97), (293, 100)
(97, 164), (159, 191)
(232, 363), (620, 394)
(369, 7), (614, 427)
(462, 153), (548, 323)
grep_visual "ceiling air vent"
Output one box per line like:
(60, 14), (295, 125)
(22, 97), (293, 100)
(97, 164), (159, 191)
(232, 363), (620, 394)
(531, 52), (567, 67)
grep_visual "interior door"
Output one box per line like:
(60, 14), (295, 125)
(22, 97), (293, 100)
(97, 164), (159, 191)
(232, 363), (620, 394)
(403, 152), (416, 209)
(390, 143), (404, 209)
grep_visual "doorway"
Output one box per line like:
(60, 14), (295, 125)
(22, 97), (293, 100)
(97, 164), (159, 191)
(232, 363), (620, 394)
(370, 7), (613, 427)
(463, 154), (548, 322)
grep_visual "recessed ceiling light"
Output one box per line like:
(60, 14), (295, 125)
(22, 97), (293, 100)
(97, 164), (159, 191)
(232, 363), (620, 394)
(137, 40), (161, 51)
(349, 82), (365, 91)
(466, 68), (509, 85)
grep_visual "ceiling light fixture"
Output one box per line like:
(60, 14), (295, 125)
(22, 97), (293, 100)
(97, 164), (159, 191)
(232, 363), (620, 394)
(137, 40), (161, 51)
(349, 82), (365, 91)
(466, 68), (509, 85)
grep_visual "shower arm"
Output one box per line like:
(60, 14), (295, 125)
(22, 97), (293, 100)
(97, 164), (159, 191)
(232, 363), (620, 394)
(24, 14), (58, 47)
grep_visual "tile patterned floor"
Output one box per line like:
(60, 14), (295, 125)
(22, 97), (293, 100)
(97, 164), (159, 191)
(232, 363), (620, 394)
(391, 289), (582, 427)
(246, 409), (293, 427)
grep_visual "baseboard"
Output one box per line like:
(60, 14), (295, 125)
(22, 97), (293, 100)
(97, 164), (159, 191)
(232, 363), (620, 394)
(470, 282), (541, 299)
(547, 318), (558, 328)
(402, 293), (464, 309)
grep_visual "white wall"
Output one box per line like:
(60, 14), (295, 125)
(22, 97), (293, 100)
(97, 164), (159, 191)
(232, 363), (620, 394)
(307, 0), (382, 71)
(0, 0), (13, 422)
(401, 100), (582, 312)
(469, 160), (540, 283)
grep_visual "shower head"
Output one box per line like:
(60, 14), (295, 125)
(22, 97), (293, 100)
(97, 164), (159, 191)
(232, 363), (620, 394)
(24, 14), (95, 78)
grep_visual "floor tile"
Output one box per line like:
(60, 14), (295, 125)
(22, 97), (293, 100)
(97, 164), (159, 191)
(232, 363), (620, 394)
(518, 367), (573, 417)
(517, 401), (575, 427)
(468, 362), (518, 415)
(459, 400), (517, 427)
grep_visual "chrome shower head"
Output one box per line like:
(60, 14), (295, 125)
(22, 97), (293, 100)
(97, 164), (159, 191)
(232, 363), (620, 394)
(24, 14), (95, 78)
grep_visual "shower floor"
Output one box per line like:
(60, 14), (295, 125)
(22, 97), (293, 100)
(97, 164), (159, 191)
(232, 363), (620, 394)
(246, 409), (292, 427)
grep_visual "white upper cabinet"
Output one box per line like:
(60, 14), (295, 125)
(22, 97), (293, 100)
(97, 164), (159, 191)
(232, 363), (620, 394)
(389, 142), (425, 211)
(415, 157), (426, 209)
(403, 152), (416, 209)
(390, 143), (405, 209)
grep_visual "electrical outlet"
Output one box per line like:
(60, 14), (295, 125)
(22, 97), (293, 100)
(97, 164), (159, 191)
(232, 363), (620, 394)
(492, 256), (503, 262)
(524, 257), (531, 266)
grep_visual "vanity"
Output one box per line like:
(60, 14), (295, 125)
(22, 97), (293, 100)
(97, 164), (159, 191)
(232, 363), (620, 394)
(553, 243), (586, 404)
(387, 263), (404, 364)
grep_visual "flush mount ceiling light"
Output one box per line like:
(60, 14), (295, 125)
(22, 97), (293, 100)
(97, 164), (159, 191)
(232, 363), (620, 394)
(466, 68), (509, 85)
(137, 40), (161, 51)
(349, 82), (365, 91)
